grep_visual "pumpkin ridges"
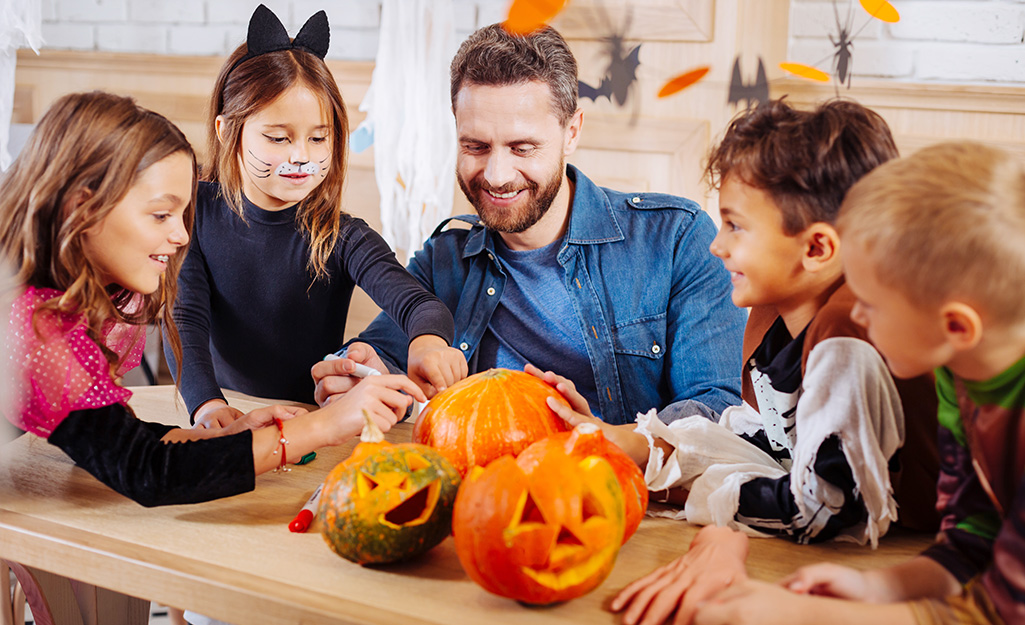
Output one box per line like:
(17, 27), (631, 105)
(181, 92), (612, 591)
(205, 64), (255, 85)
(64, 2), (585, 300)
(414, 368), (571, 475)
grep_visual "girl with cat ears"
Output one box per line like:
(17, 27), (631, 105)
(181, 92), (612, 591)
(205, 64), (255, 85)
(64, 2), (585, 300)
(207, 4), (345, 275)
(170, 5), (463, 429)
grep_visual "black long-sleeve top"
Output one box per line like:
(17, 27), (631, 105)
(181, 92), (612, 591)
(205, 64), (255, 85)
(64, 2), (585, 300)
(166, 182), (455, 414)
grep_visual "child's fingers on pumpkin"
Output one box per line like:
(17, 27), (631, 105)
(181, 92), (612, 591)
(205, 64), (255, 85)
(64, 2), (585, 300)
(415, 359), (452, 395)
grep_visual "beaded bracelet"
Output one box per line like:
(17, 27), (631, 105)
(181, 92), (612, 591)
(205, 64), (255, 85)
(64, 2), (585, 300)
(272, 417), (290, 473)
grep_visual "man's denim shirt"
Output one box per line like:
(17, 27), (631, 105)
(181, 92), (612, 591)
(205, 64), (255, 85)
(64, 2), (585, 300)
(355, 165), (746, 425)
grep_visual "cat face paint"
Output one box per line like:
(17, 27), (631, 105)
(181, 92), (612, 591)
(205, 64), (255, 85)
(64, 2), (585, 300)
(275, 161), (321, 176)
(238, 85), (332, 211)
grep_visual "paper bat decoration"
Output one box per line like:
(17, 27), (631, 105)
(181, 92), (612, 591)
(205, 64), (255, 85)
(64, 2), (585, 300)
(727, 56), (769, 110)
(579, 35), (641, 106)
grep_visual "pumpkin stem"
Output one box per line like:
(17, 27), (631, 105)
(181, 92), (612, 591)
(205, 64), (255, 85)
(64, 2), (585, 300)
(360, 410), (386, 443)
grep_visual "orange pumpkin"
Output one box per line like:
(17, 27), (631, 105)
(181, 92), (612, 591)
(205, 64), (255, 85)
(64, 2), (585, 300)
(413, 368), (570, 475)
(517, 423), (648, 542)
(452, 446), (625, 605)
(319, 413), (461, 565)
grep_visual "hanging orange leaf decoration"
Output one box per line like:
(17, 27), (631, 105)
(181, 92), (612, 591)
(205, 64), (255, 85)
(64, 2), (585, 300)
(504, 0), (571, 35)
(860, 0), (900, 23)
(779, 62), (831, 83)
(657, 66), (710, 98)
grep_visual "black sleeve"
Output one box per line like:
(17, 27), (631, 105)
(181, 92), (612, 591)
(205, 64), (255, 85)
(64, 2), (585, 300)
(735, 435), (868, 544)
(48, 404), (256, 507)
(165, 215), (226, 417)
(341, 220), (455, 347)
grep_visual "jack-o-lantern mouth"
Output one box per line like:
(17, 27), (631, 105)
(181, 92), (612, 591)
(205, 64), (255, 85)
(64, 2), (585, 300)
(357, 465), (442, 529)
(503, 467), (619, 591)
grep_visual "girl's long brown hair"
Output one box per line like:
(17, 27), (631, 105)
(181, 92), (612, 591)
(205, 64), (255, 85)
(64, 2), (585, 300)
(0, 91), (198, 374)
(207, 44), (349, 279)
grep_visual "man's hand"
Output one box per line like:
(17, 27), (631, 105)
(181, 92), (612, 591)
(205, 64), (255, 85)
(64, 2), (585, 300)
(311, 342), (388, 406)
(526, 363), (651, 466)
(193, 399), (244, 429)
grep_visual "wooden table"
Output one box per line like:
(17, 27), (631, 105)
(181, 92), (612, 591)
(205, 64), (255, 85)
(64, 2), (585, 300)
(0, 386), (935, 625)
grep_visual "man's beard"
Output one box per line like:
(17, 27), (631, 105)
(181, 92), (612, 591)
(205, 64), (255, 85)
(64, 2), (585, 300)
(457, 160), (563, 233)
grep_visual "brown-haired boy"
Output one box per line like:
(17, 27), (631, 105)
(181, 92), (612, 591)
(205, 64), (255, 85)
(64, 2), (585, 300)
(699, 142), (1025, 625)
(532, 99), (941, 624)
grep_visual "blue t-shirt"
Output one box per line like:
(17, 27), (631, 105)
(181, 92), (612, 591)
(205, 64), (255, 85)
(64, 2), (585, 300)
(477, 235), (602, 419)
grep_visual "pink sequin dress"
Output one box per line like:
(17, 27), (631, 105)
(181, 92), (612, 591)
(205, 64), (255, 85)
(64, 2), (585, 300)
(7, 286), (146, 437)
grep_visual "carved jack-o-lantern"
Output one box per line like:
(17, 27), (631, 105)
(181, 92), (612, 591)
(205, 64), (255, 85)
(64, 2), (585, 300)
(517, 423), (648, 543)
(452, 446), (626, 605)
(319, 415), (461, 565)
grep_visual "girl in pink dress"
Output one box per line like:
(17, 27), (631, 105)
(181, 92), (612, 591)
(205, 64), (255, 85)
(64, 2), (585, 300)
(0, 91), (425, 506)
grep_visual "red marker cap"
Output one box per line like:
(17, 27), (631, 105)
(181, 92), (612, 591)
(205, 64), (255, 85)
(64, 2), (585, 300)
(289, 509), (314, 533)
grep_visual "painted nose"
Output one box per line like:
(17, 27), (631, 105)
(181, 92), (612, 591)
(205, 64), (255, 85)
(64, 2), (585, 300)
(290, 142), (310, 164)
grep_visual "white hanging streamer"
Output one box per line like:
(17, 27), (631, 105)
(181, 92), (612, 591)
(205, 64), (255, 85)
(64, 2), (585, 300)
(356, 0), (457, 261)
(0, 0), (42, 171)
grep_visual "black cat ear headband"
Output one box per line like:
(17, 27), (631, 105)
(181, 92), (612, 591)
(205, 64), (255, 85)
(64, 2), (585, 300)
(227, 4), (330, 77)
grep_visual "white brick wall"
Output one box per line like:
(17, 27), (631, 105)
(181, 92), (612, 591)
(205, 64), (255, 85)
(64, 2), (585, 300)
(38, 0), (1021, 85)
(789, 0), (1025, 85)
(37, 0), (508, 61)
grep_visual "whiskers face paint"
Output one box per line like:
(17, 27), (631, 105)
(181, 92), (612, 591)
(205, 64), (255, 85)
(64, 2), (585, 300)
(246, 151), (272, 178)
(236, 85), (333, 210)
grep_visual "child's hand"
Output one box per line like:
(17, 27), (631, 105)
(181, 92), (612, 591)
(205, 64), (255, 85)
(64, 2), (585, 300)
(320, 374), (427, 445)
(222, 405), (309, 435)
(612, 525), (749, 625)
(311, 342), (388, 406)
(781, 563), (880, 601)
(407, 334), (468, 398)
(693, 579), (816, 625)
(193, 399), (244, 429)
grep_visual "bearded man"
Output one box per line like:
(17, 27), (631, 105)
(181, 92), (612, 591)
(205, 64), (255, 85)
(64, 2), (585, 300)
(312, 23), (744, 426)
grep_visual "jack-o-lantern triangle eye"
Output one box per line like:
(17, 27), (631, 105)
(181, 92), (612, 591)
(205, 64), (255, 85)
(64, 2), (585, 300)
(518, 492), (547, 527)
(405, 453), (431, 472)
(582, 491), (606, 523)
(357, 472), (379, 497)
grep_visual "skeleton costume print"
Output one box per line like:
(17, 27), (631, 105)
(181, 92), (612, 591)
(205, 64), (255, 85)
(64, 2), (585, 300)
(639, 281), (940, 545)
